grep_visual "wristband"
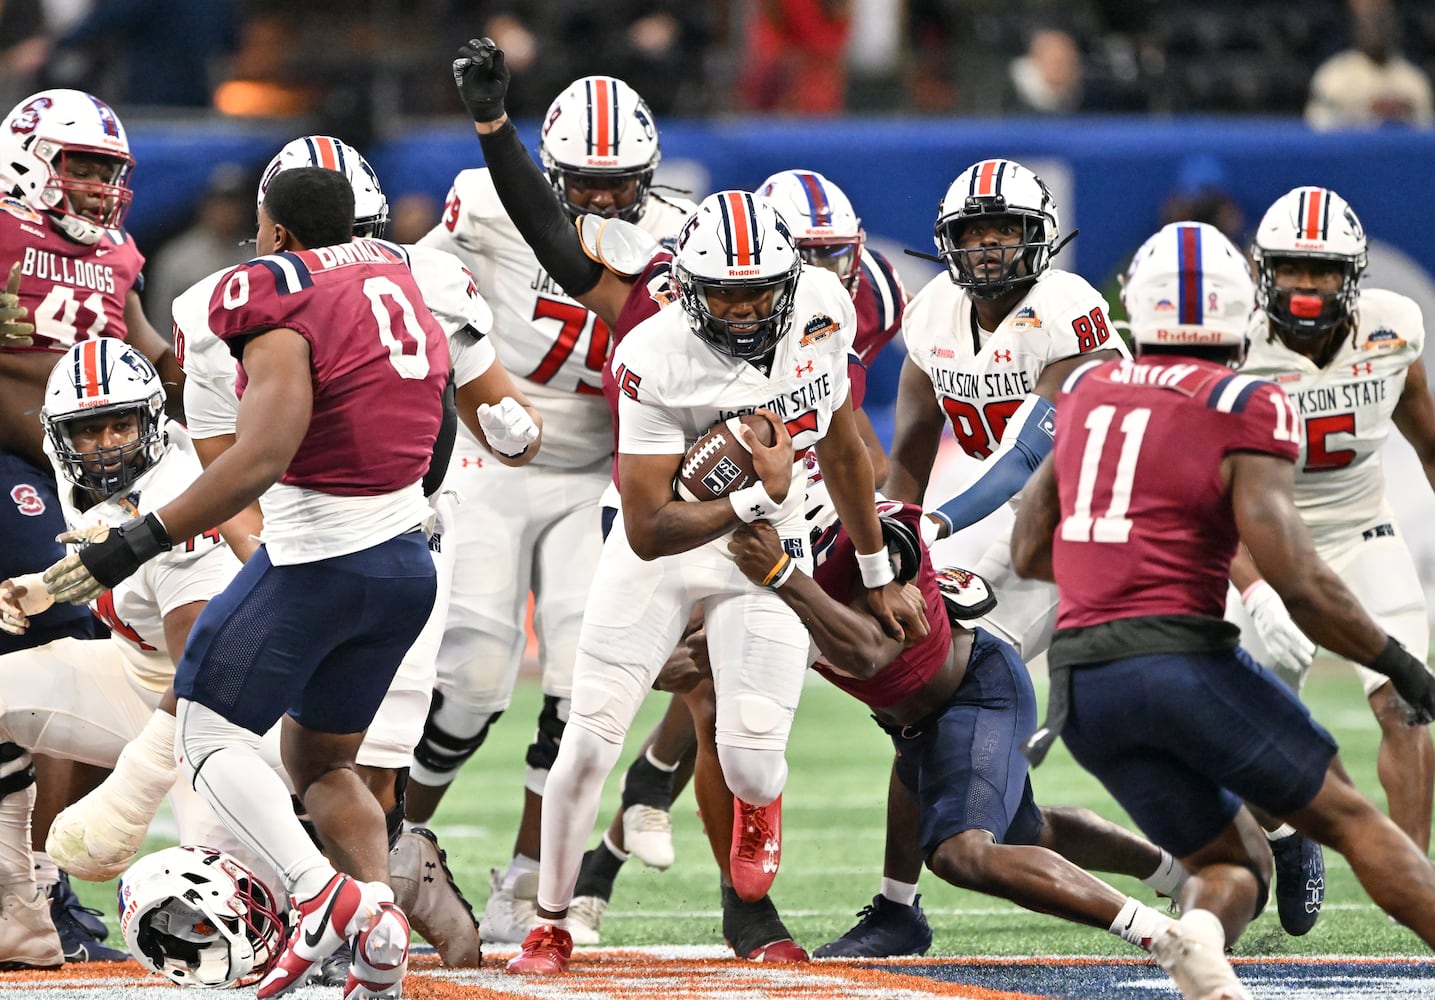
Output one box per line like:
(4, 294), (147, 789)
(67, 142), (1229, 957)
(77, 512), (173, 590)
(856, 548), (896, 589)
(731, 483), (780, 523)
(760, 552), (790, 587)
(769, 558), (797, 590)
(1240, 580), (1268, 604)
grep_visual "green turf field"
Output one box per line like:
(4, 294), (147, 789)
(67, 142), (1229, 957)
(75, 658), (1429, 959)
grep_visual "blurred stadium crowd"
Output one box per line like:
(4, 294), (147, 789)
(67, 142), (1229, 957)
(0, 0), (1431, 129)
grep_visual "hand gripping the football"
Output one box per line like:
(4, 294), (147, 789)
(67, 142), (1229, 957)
(477, 396), (539, 458)
(741, 408), (794, 505)
(453, 37), (510, 123)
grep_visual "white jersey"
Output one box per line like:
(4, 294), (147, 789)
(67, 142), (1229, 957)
(174, 241), (497, 438)
(902, 269), (1125, 460)
(47, 422), (240, 691)
(1240, 288), (1426, 545)
(614, 264), (857, 543)
(422, 169), (694, 468)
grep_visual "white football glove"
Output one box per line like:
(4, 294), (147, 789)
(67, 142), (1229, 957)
(477, 396), (539, 458)
(1242, 579), (1316, 678)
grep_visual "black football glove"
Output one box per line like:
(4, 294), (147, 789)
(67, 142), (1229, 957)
(1371, 636), (1435, 726)
(453, 37), (509, 123)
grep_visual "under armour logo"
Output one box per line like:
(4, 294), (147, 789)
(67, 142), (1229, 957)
(993, 349), (1012, 363)
(750, 504), (765, 517)
(423, 859), (437, 885)
(795, 359), (814, 377)
(460, 457), (484, 468)
(1351, 361), (1373, 376)
(762, 839), (780, 873)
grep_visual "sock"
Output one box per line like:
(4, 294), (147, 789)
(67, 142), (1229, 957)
(502, 853), (539, 892)
(1110, 896), (1174, 950)
(1266, 823), (1297, 841)
(880, 877), (919, 907)
(621, 751), (675, 809)
(645, 747), (680, 772)
(1140, 849), (1189, 899)
(573, 836), (628, 901)
(0, 782), (33, 893)
(31, 849), (58, 891)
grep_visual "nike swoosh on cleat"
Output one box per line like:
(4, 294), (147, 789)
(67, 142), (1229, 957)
(304, 883), (345, 949)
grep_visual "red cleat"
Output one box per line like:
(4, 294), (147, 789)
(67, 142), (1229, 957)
(740, 937), (809, 963)
(506, 924), (573, 975)
(730, 795), (781, 903)
(344, 901), (410, 998)
(257, 874), (374, 999)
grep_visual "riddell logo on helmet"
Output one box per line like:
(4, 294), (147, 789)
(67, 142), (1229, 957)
(727, 267), (762, 277)
(1155, 329), (1225, 342)
(584, 156), (621, 167)
(1293, 240), (1326, 250)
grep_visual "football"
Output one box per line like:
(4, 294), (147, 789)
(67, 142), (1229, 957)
(674, 414), (776, 502)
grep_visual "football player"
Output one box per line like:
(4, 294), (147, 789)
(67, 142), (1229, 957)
(820, 158), (1130, 957)
(0, 342), (240, 969)
(1010, 220), (1435, 1000)
(42, 166), (451, 999)
(49, 134), (525, 973)
(411, 63), (694, 944)
(727, 492), (1187, 968)
(0, 87), (182, 964)
(1230, 187), (1435, 856)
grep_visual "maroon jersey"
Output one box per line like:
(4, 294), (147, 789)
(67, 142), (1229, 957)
(1051, 357), (1301, 629)
(811, 500), (952, 708)
(207, 239), (449, 496)
(0, 197), (144, 354)
(852, 247), (905, 365)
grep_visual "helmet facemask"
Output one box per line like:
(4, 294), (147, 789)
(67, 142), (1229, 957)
(935, 209), (1050, 300)
(39, 144), (133, 243)
(677, 261), (800, 360)
(1254, 251), (1362, 343)
(46, 399), (164, 497)
(796, 233), (864, 295)
(547, 164), (653, 223)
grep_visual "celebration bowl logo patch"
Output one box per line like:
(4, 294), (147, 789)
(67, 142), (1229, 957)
(1362, 328), (1406, 351)
(1011, 305), (1043, 330)
(800, 314), (838, 346)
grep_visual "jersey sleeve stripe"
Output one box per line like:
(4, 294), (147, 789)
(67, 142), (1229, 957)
(861, 249), (903, 331)
(256, 253), (314, 295)
(1208, 373), (1265, 413)
(1060, 357), (1105, 394)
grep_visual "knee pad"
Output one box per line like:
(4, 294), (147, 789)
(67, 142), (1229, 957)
(411, 689), (503, 781)
(524, 695), (570, 795)
(716, 744), (786, 807)
(0, 742), (34, 802)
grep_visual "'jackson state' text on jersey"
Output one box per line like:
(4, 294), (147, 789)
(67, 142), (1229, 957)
(48, 422), (238, 691)
(176, 241), (495, 441)
(811, 499), (950, 707)
(1051, 357), (1301, 629)
(903, 269), (1125, 460)
(207, 238), (449, 563)
(0, 197), (144, 353)
(422, 168), (693, 468)
(1240, 288), (1425, 546)
(613, 264), (857, 532)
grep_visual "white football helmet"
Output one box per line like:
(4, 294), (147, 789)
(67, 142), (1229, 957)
(119, 846), (285, 989)
(41, 339), (166, 496)
(933, 158), (1060, 299)
(540, 75), (660, 223)
(1123, 221), (1255, 362)
(0, 89), (133, 245)
(1250, 186), (1367, 340)
(756, 169), (866, 295)
(674, 190), (802, 359)
(258, 135), (388, 237)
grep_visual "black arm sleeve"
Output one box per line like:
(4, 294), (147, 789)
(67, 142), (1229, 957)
(477, 119), (604, 298)
(423, 371), (458, 497)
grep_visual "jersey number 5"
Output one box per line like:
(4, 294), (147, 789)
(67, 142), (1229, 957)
(1060, 404), (1151, 544)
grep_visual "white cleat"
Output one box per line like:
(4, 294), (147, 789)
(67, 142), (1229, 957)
(566, 895), (607, 946)
(1151, 910), (1252, 1000)
(478, 867), (538, 945)
(343, 902), (410, 999)
(622, 804), (675, 870)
